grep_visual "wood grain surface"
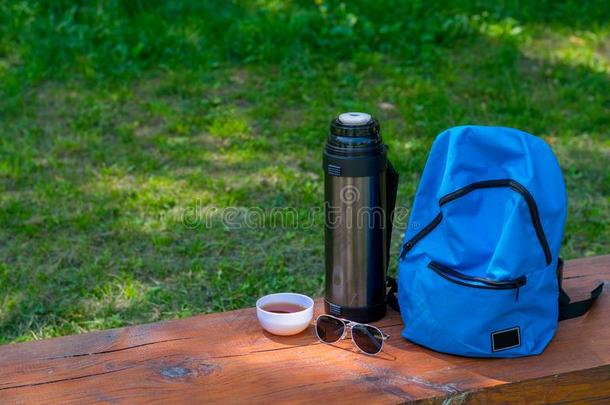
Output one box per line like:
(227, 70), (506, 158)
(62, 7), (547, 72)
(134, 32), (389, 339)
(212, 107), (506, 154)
(0, 256), (608, 404)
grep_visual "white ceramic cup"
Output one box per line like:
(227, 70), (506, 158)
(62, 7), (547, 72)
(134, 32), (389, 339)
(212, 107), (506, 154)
(256, 293), (314, 336)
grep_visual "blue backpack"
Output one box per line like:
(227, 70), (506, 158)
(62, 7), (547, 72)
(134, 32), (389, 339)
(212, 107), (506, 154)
(389, 125), (603, 357)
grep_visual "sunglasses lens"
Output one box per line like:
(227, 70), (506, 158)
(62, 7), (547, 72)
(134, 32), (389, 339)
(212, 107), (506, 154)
(352, 324), (383, 354)
(316, 315), (344, 343)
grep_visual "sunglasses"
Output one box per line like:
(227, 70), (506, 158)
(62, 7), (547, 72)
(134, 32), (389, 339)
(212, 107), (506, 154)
(314, 314), (389, 355)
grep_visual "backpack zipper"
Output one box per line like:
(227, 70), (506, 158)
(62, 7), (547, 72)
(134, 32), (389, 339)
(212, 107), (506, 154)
(399, 179), (552, 265)
(428, 261), (527, 301)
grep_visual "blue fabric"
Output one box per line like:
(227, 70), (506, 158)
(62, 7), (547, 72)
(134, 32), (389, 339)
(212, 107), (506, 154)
(397, 125), (567, 357)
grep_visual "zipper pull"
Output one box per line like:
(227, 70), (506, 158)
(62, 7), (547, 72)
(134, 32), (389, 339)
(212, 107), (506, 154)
(514, 277), (526, 302)
(399, 241), (413, 261)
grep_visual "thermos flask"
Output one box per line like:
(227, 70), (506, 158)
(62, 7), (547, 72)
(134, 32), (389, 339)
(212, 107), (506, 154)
(323, 112), (399, 323)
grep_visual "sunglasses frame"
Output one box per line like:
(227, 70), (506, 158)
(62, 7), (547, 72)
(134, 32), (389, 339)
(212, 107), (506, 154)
(314, 314), (389, 355)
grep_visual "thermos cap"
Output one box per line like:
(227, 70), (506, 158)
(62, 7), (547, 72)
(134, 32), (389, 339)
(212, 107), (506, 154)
(338, 112), (372, 126)
(328, 112), (381, 150)
(324, 111), (387, 176)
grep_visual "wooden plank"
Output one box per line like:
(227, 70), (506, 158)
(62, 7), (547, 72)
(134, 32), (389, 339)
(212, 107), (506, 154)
(0, 255), (608, 404)
(442, 366), (610, 405)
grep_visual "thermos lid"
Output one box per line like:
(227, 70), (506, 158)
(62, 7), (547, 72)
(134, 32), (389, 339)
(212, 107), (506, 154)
(324, 112), (387, 176)
(338, 112), (372, 126)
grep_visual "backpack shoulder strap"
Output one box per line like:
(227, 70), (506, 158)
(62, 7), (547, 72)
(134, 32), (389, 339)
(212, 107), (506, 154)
(557, 258), (604, 321)
(387, 276), (400, 312)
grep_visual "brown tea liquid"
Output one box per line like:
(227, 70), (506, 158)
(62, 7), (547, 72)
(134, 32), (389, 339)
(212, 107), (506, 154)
(262, 302), (306, 313)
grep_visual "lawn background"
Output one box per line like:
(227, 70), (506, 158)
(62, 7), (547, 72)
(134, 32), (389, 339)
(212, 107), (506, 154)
(1, 0), (608, 343)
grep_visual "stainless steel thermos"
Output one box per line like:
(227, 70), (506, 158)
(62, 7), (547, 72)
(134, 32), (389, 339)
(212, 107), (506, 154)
(323, 112), (398, 322)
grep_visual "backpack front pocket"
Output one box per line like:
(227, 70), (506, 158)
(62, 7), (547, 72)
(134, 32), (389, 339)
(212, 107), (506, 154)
(428, 261), (526, 301)
(399, 257), (558, 357)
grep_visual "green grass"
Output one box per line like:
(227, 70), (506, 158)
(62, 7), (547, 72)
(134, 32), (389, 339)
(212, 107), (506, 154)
(1, 0), (609, 343)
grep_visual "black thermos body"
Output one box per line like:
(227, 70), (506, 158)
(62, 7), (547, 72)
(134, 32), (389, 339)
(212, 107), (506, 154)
(323, 112), (398, 323)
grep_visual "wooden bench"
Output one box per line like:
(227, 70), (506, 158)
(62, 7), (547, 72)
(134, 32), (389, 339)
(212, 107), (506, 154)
(1, 255), (608, 404)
